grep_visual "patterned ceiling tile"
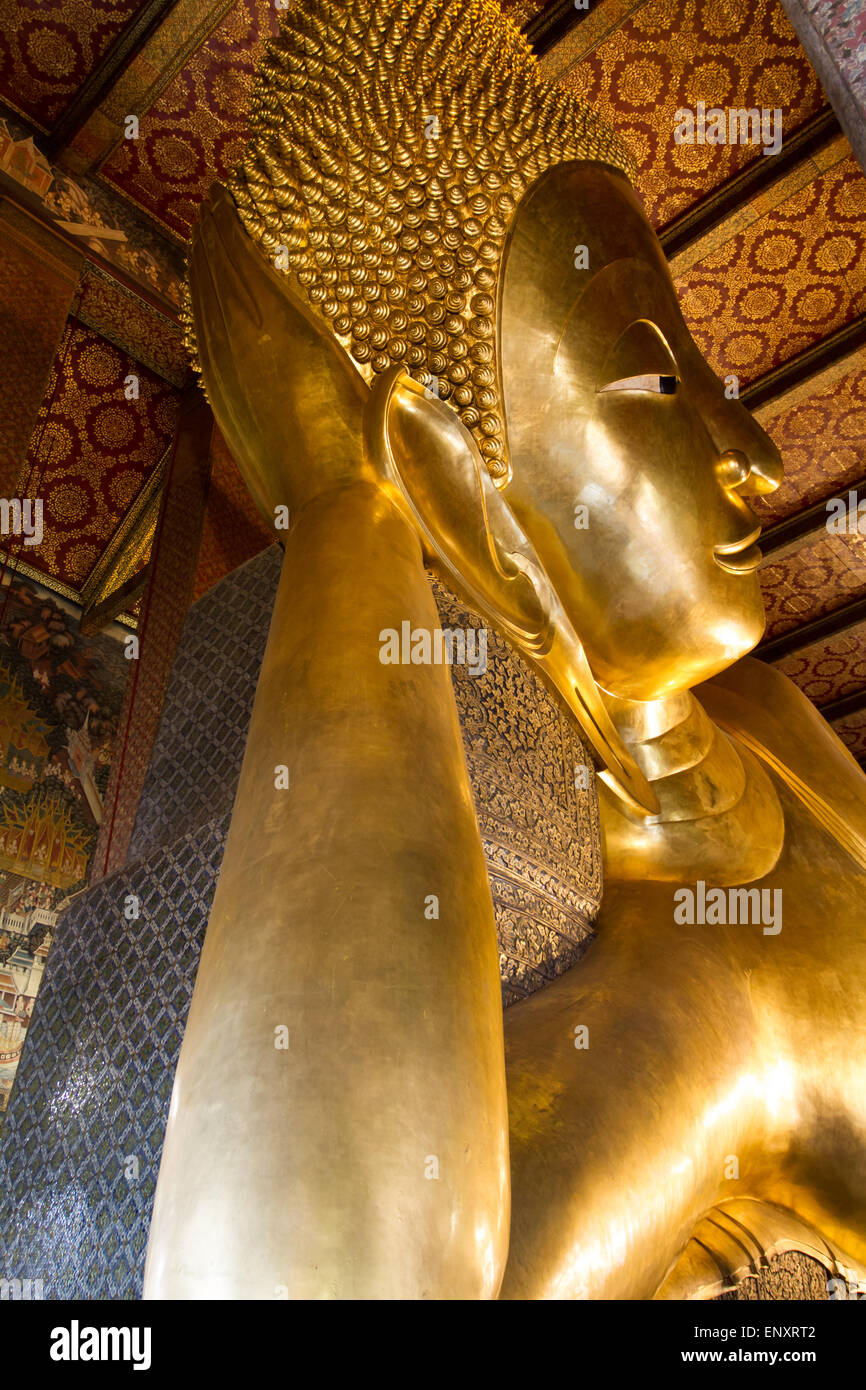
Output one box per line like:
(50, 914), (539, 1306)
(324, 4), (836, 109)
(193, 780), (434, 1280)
(667, 134), (852, 281)
(17, 320), (181, 591)
(0, 0), (141, 132)
(101, 0), (280, 239)
(78, 267), (189, 388)
(760, 529), (866, 640)
(62, 0), (234, 176)
(830, 707), (866, 762)
(675, 156), (866, 385)
(192, 427), (274, 602)
(751, 357), (866, 527)
(550, 0), (825, 228)
(774, 621), (866, 707)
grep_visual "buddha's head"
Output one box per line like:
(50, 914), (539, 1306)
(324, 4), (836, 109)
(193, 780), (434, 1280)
(187, 0), (782, 803)
(498, 160), (782, 701)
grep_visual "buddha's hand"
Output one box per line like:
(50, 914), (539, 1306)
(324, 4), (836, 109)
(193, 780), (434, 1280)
(187, 182), (371, 523)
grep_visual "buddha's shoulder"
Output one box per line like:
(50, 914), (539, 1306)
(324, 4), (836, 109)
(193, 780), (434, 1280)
(698, 657), (866, 866)
(698, 657), (858, 768)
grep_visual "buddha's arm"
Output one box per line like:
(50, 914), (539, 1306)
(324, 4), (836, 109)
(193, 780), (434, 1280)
(144, 481), (509, 1298)
(499, 884), (766, 1299)
(699, 656), (866, 870)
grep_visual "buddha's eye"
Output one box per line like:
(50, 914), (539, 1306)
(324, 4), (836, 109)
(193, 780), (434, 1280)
(599, 374), (679, 395)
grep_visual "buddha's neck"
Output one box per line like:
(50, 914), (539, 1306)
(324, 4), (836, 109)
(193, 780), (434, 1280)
(602, 688), (748, 826)
(597, 688), (785, 884)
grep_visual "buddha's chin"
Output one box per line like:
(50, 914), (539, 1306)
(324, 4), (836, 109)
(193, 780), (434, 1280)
(595, 616), (765, 703)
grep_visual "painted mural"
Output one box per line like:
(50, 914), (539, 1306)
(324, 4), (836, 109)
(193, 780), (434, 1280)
(0, 570), (129, 1112)
(0, 114), (185, 307)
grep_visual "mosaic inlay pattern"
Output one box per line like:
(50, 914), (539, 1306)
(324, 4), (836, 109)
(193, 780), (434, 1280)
(139, 547), (603, 1002)
(720, 1252), (831, 1300)
(129, 544), (281, 864)
(0, 542), (603, 1297)
(0, 815), (229, 1298)
(433, 577), (602, 1005)
(141, 545), (604, 1004)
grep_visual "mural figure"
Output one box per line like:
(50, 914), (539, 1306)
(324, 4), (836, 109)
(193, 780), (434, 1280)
(0, 575), (127, 1113)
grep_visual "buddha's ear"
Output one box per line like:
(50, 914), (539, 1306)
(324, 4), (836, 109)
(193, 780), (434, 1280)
(188, 183), (368, 518)
(364, 368), (548, 647)
(365, 368), (659, 817)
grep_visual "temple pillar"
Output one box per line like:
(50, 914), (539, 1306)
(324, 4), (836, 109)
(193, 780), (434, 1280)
(92, 383), (213, 879)
(779, 1), (866, 174)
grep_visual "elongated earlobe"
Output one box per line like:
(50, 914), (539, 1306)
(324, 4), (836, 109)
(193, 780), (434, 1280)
(366, 367), (660, 817)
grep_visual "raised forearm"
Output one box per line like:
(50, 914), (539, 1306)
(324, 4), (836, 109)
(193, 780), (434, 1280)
(144, 481), (509, 1299)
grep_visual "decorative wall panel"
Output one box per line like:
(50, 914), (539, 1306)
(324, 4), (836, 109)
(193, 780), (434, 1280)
(91, 389), (212, 880)
(18, 319), (181, 592)
(191, 427), (274, 602)
(0, 112), (186, 307)
(102, 0), (280, 238)
(0, 570), (129, 1113)
(0, 0), (140, 131)
(0, 197), (81, 493)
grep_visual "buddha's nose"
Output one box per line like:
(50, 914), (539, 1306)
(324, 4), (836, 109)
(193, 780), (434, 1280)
(705, 397), (784, 495)
(715, 448), (751, 489)
(714, 435), (782, 496)
(700, 375), (784, 495)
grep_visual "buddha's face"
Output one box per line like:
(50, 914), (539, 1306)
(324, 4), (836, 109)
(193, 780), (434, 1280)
(499, 162), (782, 702)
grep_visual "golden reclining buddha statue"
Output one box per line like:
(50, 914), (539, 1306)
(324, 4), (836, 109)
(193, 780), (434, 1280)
(143, 0), (866, 1300)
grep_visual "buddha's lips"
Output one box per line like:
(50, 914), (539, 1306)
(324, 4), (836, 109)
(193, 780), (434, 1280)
(713, 524), (763, 574)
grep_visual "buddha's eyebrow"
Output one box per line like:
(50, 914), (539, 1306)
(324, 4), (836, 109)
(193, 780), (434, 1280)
(552, 258), (674, 369)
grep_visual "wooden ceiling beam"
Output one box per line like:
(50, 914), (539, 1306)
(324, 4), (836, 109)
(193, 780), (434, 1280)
(819, 687), (866, 724)
(659, 107), (842, 261)
(46, 0), (181, 160)
(741, 316), (866, 413)
(760, 481), (866, 561)
(757, 597), (866, 664)
(523, 0), (595, 56)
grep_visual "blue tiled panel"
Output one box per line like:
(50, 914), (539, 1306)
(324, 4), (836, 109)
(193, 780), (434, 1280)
(127, 544), (282, 864)
(0, 816), (229, 1299)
